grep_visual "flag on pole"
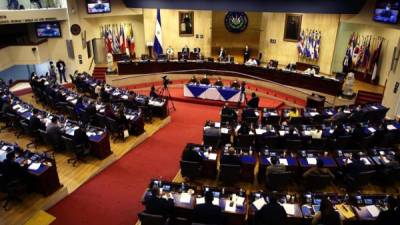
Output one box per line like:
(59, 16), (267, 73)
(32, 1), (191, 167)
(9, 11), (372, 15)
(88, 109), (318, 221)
(119, 24), (125, 54)
(129, 24), (136, 58)
(371, 39), (382, 82)
(153, 8), (163, 56)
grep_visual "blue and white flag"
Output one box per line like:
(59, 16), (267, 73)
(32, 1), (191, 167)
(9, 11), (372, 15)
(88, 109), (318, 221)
(153, 9), (163, 56)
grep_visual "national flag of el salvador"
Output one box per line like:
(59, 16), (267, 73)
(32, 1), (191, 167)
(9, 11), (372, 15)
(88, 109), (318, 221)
(153, 9), (163, 56)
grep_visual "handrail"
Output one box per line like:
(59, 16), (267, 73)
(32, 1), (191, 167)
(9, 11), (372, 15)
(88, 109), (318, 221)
(111, 69), (336, 106)
(88, 57), (95, 73)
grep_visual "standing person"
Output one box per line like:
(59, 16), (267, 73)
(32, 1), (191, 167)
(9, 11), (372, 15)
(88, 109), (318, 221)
(243, 45), (250, 63)
(218, 47), (226, 62)
(376, 196), (400, 225)
(49, 61), (57, 83)
(312, 198), (343, 225)
(56, 59), (67, 83)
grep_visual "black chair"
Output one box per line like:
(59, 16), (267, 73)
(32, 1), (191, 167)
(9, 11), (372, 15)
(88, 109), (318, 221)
(180, 160), (202, 180)
(266, 171), (294, 191)
(303, 174), (333, 191)
(311, 115), (324, 125)
(356, 135), (373, 150)
(106, 117), (125, 142)
(96, 113), (107, 128)
(236, 134), (254, 149)
(221, 114), (236, 124)
(335, 136), (352, 149)
(203, 134), (220, 148)
(284, 139), (302, 152)
(138, 212), (169, 225)
(65, 105), (77, 120)
(139, 106), (153, 123)
(6, 113), (21, 137)
(19, 120), (37, 148)
(308, 138), (327, 150)
(260, 136), (281, 149)
(288, 117), (304, 126)
(62, 136), (90, 167)
(219, 164), (241, 183)
(38, 129), (56, 154)
(266, 116), (280, 126)
(1, 179), (28, 210)
(346, 170), (376, 190)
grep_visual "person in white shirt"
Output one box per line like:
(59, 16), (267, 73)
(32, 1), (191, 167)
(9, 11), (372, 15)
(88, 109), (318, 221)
(245, 58), (258, 66)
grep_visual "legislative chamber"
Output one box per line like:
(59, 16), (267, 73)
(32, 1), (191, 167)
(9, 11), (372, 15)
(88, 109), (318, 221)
(0, 1), (400, 225)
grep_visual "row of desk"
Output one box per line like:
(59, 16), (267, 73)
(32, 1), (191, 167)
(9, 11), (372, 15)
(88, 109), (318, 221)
(0, 141), (61, 196)
(117, 61), (343, 96)
(142, 179), (394, 225)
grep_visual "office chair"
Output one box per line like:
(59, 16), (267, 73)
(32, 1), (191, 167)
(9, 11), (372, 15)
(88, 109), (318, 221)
(65, 105), (77, 120)
(308, 138), (327, 150)
(265, 116), (280, 126)
(236, 134), (254, 149)
(266, 171), (294, 191)
(288, 117), (304, 126)
(1, 178), (28, 211)
(303, 174), (333, 192)
(203, 134), (220, 148)
(6, 113), (22, 137)
(345, 170), (376, 191)
(221, 114), (236, 124)
(180, 160), (202, 181)
(19, 120), (38, 149)
(284, 139), (302, 152)
(106, 117), (125, 142)
(334, 136), (352, 149)
(356, 135), (373, 150)
(260, 136), (282, 149)
(138, 212), (169, 225)
(38, 129), (56, 154)
(62, 136), (90, 167)
(139, 105), (153, 123)
(96, 113), (107, 128)
(219, 164), (241, 183)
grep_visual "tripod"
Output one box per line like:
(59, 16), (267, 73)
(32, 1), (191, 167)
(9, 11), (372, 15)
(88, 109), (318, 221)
(237, 85), (247, 108)
(159, 85), (176, 112)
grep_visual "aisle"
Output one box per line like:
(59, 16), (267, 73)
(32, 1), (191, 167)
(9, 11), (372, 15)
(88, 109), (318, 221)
(47, 102), (220, 225)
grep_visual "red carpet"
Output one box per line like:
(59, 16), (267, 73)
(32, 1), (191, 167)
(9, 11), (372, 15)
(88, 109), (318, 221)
(48, 102), (220, 225)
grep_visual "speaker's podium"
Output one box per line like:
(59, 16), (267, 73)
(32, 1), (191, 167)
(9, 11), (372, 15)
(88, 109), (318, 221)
(306, 93), (325, 108)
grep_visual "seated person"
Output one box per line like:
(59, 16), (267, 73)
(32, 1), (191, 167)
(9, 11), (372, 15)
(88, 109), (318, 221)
(343, 153), (365, 180)
(144, 187), (174, 218)
(237, 122), (251, 135)
(284, 127), (300, 139)
(100, 86), (110, 102)
(245, 57), (258, 66)
(74, 97), (85, 115)
(287, 107), (300, 120)
(181, 145), (204, 162)
(94, 81), (102, 97)
(149, 86), (159, 98)
(312, 198), (343, 225)
(376, 196), (400, 225)
(104, 103), (115, 119)
(255, 192), (287, 225)
(192, 191), (223, 225)
(221, 103), (237, 120)
(54, 91), (65, 103)
(29, 109), (44, 131)
(2, 152), (26, 183)
(189, 75), (198, 84)
(73, 126), (91, 156)
(247, 92), (260, 109)
(327, 107), (346, 122)
(214, 77), (223, 87)
(351, 123), (366, 141)
(309, 126), (323, 139)
(200, 75), (210, 85)
(85, 101), (97, 118)
(116, 108), (128, 130)
(230, 79), (240, 89)
(303, 159), (335, 179)
(220, 147), (240, 165)
(266, 156), (286, 176)
(46, 117), (63, 149)
(332, 123), (347, 139)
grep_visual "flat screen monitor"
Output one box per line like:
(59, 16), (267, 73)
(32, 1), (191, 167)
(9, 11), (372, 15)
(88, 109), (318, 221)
(35, 22), (62, 38)
(373, 0), (400, 24)
(86, 0), (111, 14)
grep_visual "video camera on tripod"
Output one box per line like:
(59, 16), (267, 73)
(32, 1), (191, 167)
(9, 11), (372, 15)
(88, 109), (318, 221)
(162, 75), (173, 88)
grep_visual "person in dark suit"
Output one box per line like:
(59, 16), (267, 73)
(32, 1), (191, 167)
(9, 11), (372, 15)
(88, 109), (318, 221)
(332, 124), (347, 139)
(100, 86), (110, 102)
(104, 103), (115, 119)
(221, 147), (240, 165)
(312, 198), (342, 225)
(149, 86), (159, 98)
(73, 126), (90, 147)
(255, 191), (287, 225)
(46, 117), (63, 149)
(181, 145), (203, 162)
(192, 191), (223, 225)
(182, 46), (190, 59)
(200, 75), (210, 85)
(237, 122), (251, 135)
(231, 79), (240, 89)
(376, 196), (400, 225)
(327, 107), (347, 123)
(214, 77), (224, 86)
(343, 153), (365, 180)
(247, 92), (260, 109)
(56, 60), (67, 83)
(29, 109), (43, 131)
(85, 101), (97, 119)
(218, 47), (226, 61)
(284, 127), (300, 140)
(351, 123), (366, 141)
(2, 152), (25, 183)
(144, 187), (174, 218)
(242, 107), (257, 119)
(116, 108), (128, 130)
(221, 103), (237, 121)
(74, 97), (85, 116)
(189, 75), (198, 84)
(243, 45), (250, 64)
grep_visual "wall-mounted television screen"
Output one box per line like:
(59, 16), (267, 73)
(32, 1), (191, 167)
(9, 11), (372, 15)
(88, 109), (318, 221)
(36, 22), (62, 38)
(86, 0), (111, 14)
(373, 0), (400, 24)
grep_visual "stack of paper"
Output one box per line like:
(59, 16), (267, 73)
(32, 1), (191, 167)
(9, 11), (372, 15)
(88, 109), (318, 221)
(371, 106), (378, 110)
(309, 112), (319, 116)
(360, 157), (371, 165)
(225, 200), (237, 212)
(212, 198), (220, 206)
(279, 158), (289, 166)
(281, 203), (296, 216)
(368, 127), (376, 133)
(253, 197), (266, 210)
(307, 157), (317, 165)
(214, 122), (221, 128)
(236, 196), (245, 207)
(221, 128), (229, 134)
(28, 162), (41, 170)
(196, 197), (205, 205)
(387, 125), (397, 130)
(366, 205), (380, 218)
(179, 193), (191, 204)
(208, 153), (217, 160)
(255, 128), (266, 135)
(279, 130), (287, 136)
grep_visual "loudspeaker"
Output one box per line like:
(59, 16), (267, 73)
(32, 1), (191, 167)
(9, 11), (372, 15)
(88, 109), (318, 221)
(66, 40), (75, 59)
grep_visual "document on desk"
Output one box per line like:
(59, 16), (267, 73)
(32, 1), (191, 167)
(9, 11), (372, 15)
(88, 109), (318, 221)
(387, 124), (397, 130)
(221, 128), (229, 134)
(212, 197), (220, 206)
(235, 196), (245, 207)
(208, 153), (217, 160)
(121, 95), (128, 100)
(361, 157), (371, 165)
(309, 112), (319, 116)
(225, 200), (237, 212)
(253, 197), (266, 210)
(307, 157), (317, 165)
(336, 204), (355, 219)
(371, 106), (378, 110)
(366, 205), (380, 218)
(179, 193), (191, 204)
(255, 128), (266, 135)
(196, 197), (205, 205)
(281, 203), (296, 216)
(214, 122), (221, 128)
(0, 150), (7, 162)
(368, 127), (376, 133)
(279, 130), (287, 136)
(279, 158), (289, 166)
(303, 130), (311, 136)
(28, 162), (41, 170)
(327, 111), (333, 115)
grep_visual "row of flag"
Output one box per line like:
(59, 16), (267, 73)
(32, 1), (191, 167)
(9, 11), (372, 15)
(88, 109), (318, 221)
(100, 23), (136, 57)
(343, 32), (383, 81)
(297, 29), (321, 60)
